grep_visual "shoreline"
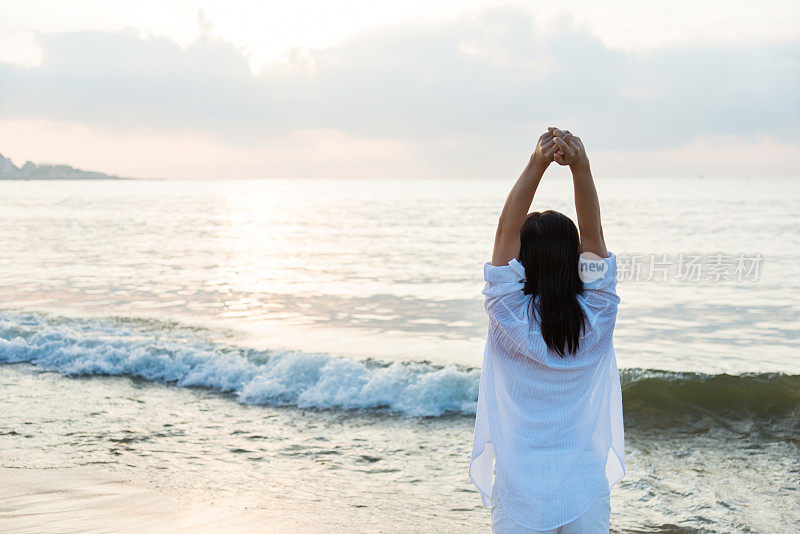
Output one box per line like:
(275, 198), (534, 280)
(0, 466), (301, 533)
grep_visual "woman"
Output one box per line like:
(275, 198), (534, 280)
(469, 128), (625, 533)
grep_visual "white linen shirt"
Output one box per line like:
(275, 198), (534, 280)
(469, 253), (625, 531)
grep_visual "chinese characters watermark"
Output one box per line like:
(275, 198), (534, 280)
(616, 253), (763, 283)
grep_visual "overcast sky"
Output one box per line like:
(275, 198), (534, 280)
(0, 1), (798, 179)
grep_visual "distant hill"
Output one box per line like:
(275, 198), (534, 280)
(0, 153), (127, 180)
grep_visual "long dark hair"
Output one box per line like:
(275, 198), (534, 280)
(518, 210), (585, 357)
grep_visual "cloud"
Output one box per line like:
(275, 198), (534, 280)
(0, 7), (798, 177)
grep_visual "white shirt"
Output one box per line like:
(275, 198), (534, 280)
(469, 253), (625, 531)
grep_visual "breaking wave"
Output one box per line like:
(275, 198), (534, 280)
(1, 311), (797, 434)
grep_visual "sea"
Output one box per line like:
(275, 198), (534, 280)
(1, 177), (798, 533)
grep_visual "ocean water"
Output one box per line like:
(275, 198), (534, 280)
(1, 177), (798, 532)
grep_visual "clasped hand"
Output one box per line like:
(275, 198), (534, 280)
(533, 127), (588, 169)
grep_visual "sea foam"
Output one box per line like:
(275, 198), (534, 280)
(1, 311), (797, 430)
(0, 311), (479, 417)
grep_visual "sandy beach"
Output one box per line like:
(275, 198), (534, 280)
(0, 466), (297, 534)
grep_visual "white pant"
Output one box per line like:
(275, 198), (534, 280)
(490, 488), (611, 534)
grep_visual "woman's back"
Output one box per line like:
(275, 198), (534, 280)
(470, 254), (624, 530)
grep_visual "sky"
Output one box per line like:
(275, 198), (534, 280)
(0, 1), (798, 179)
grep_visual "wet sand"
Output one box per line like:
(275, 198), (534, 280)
(0, 466), (303, 533)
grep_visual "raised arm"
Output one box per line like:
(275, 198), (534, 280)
(491, 132), (557, 266)
(552, 132), (608, 258)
